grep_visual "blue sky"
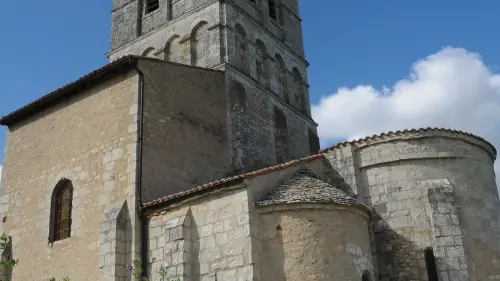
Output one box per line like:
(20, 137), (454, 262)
(1, 1), (500, 177)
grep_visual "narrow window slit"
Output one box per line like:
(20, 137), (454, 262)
(425, 247), (439, 281)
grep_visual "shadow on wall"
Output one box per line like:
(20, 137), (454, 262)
(190, 212), (200, 281)
(322, 159), (356, 197)
(258, 218), (286, 281)
(371, 209), (467, 281)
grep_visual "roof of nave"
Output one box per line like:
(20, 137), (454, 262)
(319, 127), (497, 159)
(143, 127), (497, 211)
(142, 153), (326, 209)
(256, 168), (368, 211)
(0, 56), (223, 126)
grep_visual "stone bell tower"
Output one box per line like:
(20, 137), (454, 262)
(107, 0), (319, 173)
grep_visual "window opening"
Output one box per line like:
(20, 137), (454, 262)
(362, 271), (372, 281)
(424, 247), (439, 281)
(51, 180), (73, 242)
(268, 0), (277, 20)
(145, 0), (160, 14)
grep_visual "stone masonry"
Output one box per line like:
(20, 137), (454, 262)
(145, 188), (254, 281)
(107, 0), (319, 173)
(321, 128), (500, 281)
(141, 128), (499, 281)
(1, 0), (499, 280)
(0, 71), (141, 280)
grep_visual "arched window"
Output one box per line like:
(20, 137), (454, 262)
(164, 35), (181, 63)
(234, 24), (249, 73)
(268, 0), (277, 21)
(142, 47), (156, 58)
(191, 21), (210, 66)
(49, 179), (73, 242)
(274, 54), (288, 102)
(292, 68), (307, 114)
(274, 107), (289, 163)
(145, 0), (160, 14)
(308, 128), (320, 155)
(425, 247), (439, 281)
(230, 82), (248, 172)
(255, 40), (269, 87)
(362, 271), (372, 281)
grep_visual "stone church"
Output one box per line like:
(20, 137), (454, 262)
(0, 0), (499, 280)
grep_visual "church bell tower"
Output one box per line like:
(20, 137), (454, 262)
(107, 0), (319, 172)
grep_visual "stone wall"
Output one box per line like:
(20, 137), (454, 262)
(145, 188), (254, 281)
(323, 130), (500, 281)
(0, 71), (140, 280)
(108, 1), (221, 65)
(223, 1), (309, 102)
(138, 59), (232, 202)
(107, 0), (318, 175)
(226, 71), (317, 172)
(242, 156), (336, 281)
(227, 0), (305, 57)
(110, 0), (140, 50)
(258, 205), (373, 281)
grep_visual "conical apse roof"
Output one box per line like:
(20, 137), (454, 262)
(256, 169), (367, 211)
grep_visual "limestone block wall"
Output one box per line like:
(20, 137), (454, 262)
(243, 156), (336, 281)
(110, 0), (140, 51)
(324, 129), (499, 281)
(226, 71), (317, 172)
(145, 188), (254, 281)
(0, 71), (140, 280)
(99, 201), (133, 281)
(257, 204), (374, 281)
(323, 145), (359, 196)
(138, 59), (232, 202)
(225, 0), (304, 57)
(223, 2), (309, 96)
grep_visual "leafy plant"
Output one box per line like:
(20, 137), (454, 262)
(127, 258), (180, 281)
(0, 234), (17, 281)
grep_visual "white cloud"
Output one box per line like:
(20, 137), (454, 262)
(312, 47), (500, 186)
(0, 165), (2, 188)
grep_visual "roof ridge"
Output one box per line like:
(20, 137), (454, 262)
(319, 127), (497, 157)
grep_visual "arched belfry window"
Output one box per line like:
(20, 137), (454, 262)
(234, 24), (249, 73)
(424, 247), (439, 281)
(274, 107), (289, 163)
(49, 179), (73, 243)
(268, 0), (277, 21)
(362, 271), (372, 281)
(145, 0), (160, 14)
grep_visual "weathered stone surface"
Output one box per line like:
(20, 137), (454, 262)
(147, 189), (252, 281)
(107, 0), (317, 173)
(322, 130), (499, 281)
(0, 71), (140, 281)
(257, 204), (373, 281)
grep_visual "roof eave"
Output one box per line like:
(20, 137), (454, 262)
(0, 56), (140, 127)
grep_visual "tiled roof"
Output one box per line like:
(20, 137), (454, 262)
(319, 127), (497, 157)
(142, 153), (325, 208)
(256, 168), (368, 212)
(0, 56), (223, 126)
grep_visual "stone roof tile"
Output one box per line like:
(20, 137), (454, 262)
(256, 169), (368, 212)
